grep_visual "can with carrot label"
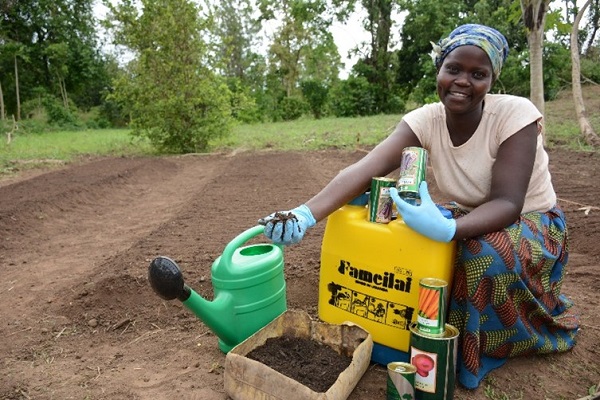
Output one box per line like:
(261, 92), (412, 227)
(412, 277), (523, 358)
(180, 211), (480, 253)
(417, 278), (447, 336)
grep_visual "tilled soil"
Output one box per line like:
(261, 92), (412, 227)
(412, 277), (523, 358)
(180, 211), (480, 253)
(0, 148), (598, 400)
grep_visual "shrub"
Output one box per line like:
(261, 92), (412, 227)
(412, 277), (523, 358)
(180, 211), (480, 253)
(278, 96), (307, 121)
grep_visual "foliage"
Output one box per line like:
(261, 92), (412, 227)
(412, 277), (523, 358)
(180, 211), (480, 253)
(209, 0), (267, 123)
(300, 80), (329, 119)
(328, 75), (378, 117)
(494, 51), (532, 96)
(104, 0), (233, 153)
(581, 55), (600, 83)
(278, 96), (308, 121)
(227, 78), (262, 124)
(542, 42), (572, 100)
(259, 0), (341, 121)
(0, 0), (109, 118)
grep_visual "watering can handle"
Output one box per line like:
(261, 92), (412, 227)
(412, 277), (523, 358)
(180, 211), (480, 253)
(220, 225), (278, 264)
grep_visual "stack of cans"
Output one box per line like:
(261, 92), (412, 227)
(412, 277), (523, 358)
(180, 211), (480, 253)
(407, 278), (459, 400)
(369, 147), (428, 224)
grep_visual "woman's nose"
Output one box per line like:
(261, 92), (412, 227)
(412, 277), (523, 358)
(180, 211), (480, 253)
(454, 73), (470, 86)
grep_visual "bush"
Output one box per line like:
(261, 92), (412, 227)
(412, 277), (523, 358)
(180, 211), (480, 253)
(580, 55), (600, 84)
(329, 76), (377, 117)
(300, 80), (329, 119)
(277, 96), (307, 121)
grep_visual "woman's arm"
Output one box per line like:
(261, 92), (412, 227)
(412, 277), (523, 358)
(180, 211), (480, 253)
(452, 121), (539, 240)
(306, 121), (422, 221)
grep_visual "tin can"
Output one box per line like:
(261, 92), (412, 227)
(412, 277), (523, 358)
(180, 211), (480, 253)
(397, 147), (427, 205)
(417, 278), (447, 336)
(409, 323), (459, 400)
(387, 362), (417, 400)
(369, 177), (397, 223)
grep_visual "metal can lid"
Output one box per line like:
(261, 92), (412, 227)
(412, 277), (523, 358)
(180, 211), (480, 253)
(419, 277), (448, 288)
(410, 322), (460, 339)
(387, 361), (417, 374)
(373, 177), (397, 183)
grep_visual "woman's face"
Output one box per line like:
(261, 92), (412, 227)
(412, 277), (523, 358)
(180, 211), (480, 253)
(436, 45), (494, 115)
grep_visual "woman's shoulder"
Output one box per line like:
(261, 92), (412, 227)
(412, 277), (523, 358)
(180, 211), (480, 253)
(485, 94), (542, 117)
(405, 101), (445, 119)
(485, 93), (537, 108)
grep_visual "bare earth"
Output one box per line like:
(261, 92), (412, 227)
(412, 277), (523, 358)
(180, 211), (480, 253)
(0, 148), (598, 400)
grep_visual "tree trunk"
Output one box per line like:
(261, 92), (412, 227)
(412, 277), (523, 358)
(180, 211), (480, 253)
(14, 55), (21, 121)
(0, 81), (5, 121)
(521, 0), (550, 142)
(59, 76), (69, 109)
(528, 30), (545, 115)
(571, 0), (600, 147)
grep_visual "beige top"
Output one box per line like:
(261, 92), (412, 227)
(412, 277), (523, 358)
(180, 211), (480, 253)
(401, 94), (555, 213)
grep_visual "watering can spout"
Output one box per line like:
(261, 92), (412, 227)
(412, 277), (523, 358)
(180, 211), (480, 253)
(147, 225), (287, 353)
(148, 256), (232, 341)
(148, 256), (191, 302)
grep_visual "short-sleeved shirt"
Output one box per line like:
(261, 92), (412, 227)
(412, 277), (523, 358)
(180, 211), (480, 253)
(401, 94), (556, 213)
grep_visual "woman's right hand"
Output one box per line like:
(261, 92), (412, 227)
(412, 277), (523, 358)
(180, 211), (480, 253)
(259, 204), (316, 245)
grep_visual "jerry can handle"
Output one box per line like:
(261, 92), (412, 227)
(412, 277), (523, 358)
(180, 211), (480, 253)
(220, 225), (279, 263)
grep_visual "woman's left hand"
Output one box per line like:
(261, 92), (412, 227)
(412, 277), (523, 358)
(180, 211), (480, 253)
(390, 182), (456, 242)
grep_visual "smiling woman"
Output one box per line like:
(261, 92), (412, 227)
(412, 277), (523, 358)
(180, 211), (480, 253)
(260, 23), (580, 391)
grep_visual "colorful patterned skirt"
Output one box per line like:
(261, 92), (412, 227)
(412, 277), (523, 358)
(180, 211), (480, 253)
(444, 204), (579, 389)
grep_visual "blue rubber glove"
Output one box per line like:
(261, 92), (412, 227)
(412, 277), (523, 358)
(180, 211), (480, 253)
(390, 182), (456, 242)
(261, 204), (316, 245)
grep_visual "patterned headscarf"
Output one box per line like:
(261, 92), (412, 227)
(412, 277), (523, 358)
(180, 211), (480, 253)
(430, 24), (509, 79)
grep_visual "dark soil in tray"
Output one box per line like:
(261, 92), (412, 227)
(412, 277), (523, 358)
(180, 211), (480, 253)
(246, 335), (353, 393)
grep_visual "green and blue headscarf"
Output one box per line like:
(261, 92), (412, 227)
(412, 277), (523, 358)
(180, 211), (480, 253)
(430, 24), (509, 79)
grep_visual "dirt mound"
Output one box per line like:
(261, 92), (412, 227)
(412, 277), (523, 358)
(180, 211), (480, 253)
(0, 149), (598, 399)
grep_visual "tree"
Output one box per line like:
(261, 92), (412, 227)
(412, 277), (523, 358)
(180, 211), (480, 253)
(520, 0), (550, 120)
(0, 0), (108, 121)
(104, 0), (232, 153)
(571, 0), (600, 147)
(209, 0), (264, 122)
(2, 42), (27, 121)
(333, 0), (403, 113)
(260, 0), (340, 99)
(0, 80), (4, 120)
(583, 0), (600, 56)
(394, 0), (463, 100)
(45, 43), (70, 109)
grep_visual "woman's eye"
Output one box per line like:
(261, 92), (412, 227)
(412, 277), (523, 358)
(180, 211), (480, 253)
(473, 71), (486, 79)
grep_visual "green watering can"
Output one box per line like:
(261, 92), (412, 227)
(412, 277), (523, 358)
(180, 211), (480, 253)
(148, 225), (287, 353)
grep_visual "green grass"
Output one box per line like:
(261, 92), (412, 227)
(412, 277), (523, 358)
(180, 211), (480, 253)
(211, 114), (403, 151)
(543, 85), (600, 152)
(1, 86), (598, 177)
(0, 129), (155, 174)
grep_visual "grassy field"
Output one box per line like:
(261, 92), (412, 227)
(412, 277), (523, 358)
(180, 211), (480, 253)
(1, 86), (599, 176)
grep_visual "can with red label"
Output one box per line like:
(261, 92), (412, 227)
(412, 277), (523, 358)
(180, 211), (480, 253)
(409, 323), (459, 400)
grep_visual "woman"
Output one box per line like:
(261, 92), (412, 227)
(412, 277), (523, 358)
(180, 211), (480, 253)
(261, 24), (579, 389)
